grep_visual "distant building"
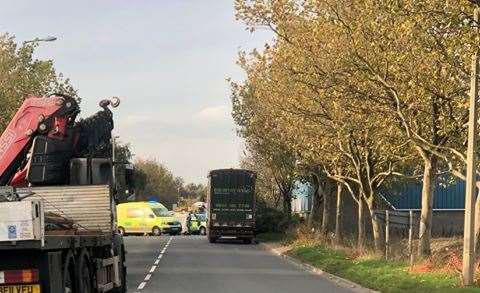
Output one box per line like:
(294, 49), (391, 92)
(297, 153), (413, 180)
(291, 181), (314, 216)
(381, 177), (466, 211)
(380, 176), (466, 236)
(290, 176), (467, 236)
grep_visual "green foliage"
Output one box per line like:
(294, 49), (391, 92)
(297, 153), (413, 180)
(291, 245), (469, 293)
(256, 200), (300, 233)
(134, 159), (181, 209)
(181, 183), (207, 201)
(256, 232), (288, 243)
(0, 34), (77, 131)
(113, 141), (134, 201)
(232, 0), (480, 252)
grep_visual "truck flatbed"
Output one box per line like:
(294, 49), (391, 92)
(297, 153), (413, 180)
(0, 233), (113, 250)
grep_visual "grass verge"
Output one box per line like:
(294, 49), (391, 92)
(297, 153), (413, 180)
(289, 245), (480, 293)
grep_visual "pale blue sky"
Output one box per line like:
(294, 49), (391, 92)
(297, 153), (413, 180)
(0, 1), (272, 183)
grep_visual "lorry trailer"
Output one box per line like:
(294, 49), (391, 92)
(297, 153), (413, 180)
(207, 169), (256, 244)
(0, 185), (126, 293)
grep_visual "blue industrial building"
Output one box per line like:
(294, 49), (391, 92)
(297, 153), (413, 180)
(381, 177), (466, 210)
(291, 181), (314, 214)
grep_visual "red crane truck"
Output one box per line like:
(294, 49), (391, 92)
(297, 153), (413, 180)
(0, 94), (129, 293)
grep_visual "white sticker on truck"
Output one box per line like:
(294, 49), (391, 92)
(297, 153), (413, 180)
(0, 221), (34, 241)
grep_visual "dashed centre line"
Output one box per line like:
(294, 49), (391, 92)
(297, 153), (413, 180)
(138, 282), (146, 290)
(134, 236), (173, 292)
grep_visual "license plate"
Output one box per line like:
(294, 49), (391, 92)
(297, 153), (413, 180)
(0, 284), (40, 293)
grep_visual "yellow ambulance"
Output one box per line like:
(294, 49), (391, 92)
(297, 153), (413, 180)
(116, 201), (182, 236)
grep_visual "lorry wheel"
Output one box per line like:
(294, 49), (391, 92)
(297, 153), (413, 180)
(63, 251), (76, 293)
(112, 248), (127, 293)
(118, 226), (126, 236)
(208, 237), (217, 243)
(243, 238), (252, 244)
(112, 234), (127, 293)
(152, 226), (161, 236)
(199, 227), (206, 235)
(76, 249), (93, 293)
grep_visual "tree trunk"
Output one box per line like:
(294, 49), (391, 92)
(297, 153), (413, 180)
(357, 197), (366, 249)
(418, 155), (437, 257)
(308, 174), (323, 230)
(366, 196), (384, 253)
(334, 183), (343, 245)
(473, 184), (480, 254)
(321, 183), (332, 236)
(282, 191), (292, 215)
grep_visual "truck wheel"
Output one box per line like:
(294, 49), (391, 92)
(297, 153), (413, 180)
(208, 237), (217, 243)
(76, 249), (93, 293)
(112, 247), (127, 293)
(63, 251), (76, 293)
(199, 227), (206, 235)
(112, 234), (127, 293)
(243, 238), (252, 244)
(118, 226), (126, 236)
(152, 226), (161, 236)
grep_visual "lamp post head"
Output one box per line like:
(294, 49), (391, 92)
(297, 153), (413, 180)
(24, 36), (58, 44)
(42, 36), (57, 42)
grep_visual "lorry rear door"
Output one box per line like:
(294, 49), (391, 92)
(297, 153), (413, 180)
(211, 172), (254, 225)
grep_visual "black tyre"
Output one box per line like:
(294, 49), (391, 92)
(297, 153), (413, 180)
(63, 251), (76, 293)
(199, 227), (206, 235)
(76, 250), (93, 293)
(118, 226), (126, 236)
(152, 226), (161, 236)
(208, 237), (217, 243)
(243, 238), (252, 244)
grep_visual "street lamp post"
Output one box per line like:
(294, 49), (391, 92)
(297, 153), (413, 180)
(463, 6), (480, 286)
(23, 36), (57, 44)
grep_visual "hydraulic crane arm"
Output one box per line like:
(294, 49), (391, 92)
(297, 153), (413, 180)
(0, 95), (79, 185)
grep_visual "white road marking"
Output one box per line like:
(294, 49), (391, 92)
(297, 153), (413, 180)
(135, 236), (173, 291)
(138, 282), (147, 290)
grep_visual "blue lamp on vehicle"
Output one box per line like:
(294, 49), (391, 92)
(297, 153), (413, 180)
(147, 196), (159, 203)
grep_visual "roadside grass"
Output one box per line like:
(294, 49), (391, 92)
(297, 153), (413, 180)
(290, 245), (480, 293)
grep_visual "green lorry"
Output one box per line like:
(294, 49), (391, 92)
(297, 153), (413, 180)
(207, 169), (256, 244)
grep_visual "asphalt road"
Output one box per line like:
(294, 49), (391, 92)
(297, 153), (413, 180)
(124, 235), (357, 293)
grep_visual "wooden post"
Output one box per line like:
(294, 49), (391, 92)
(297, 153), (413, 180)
(409, 210), (414, 267)
(385, 210), (390, 260)
(463, 7), (480, 286)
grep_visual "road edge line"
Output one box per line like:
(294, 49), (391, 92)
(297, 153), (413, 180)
(258, 242), (379, 293)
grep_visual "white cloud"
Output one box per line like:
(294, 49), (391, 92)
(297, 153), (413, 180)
(122, 115), (157, 126)
(194, 105), (230, 122)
